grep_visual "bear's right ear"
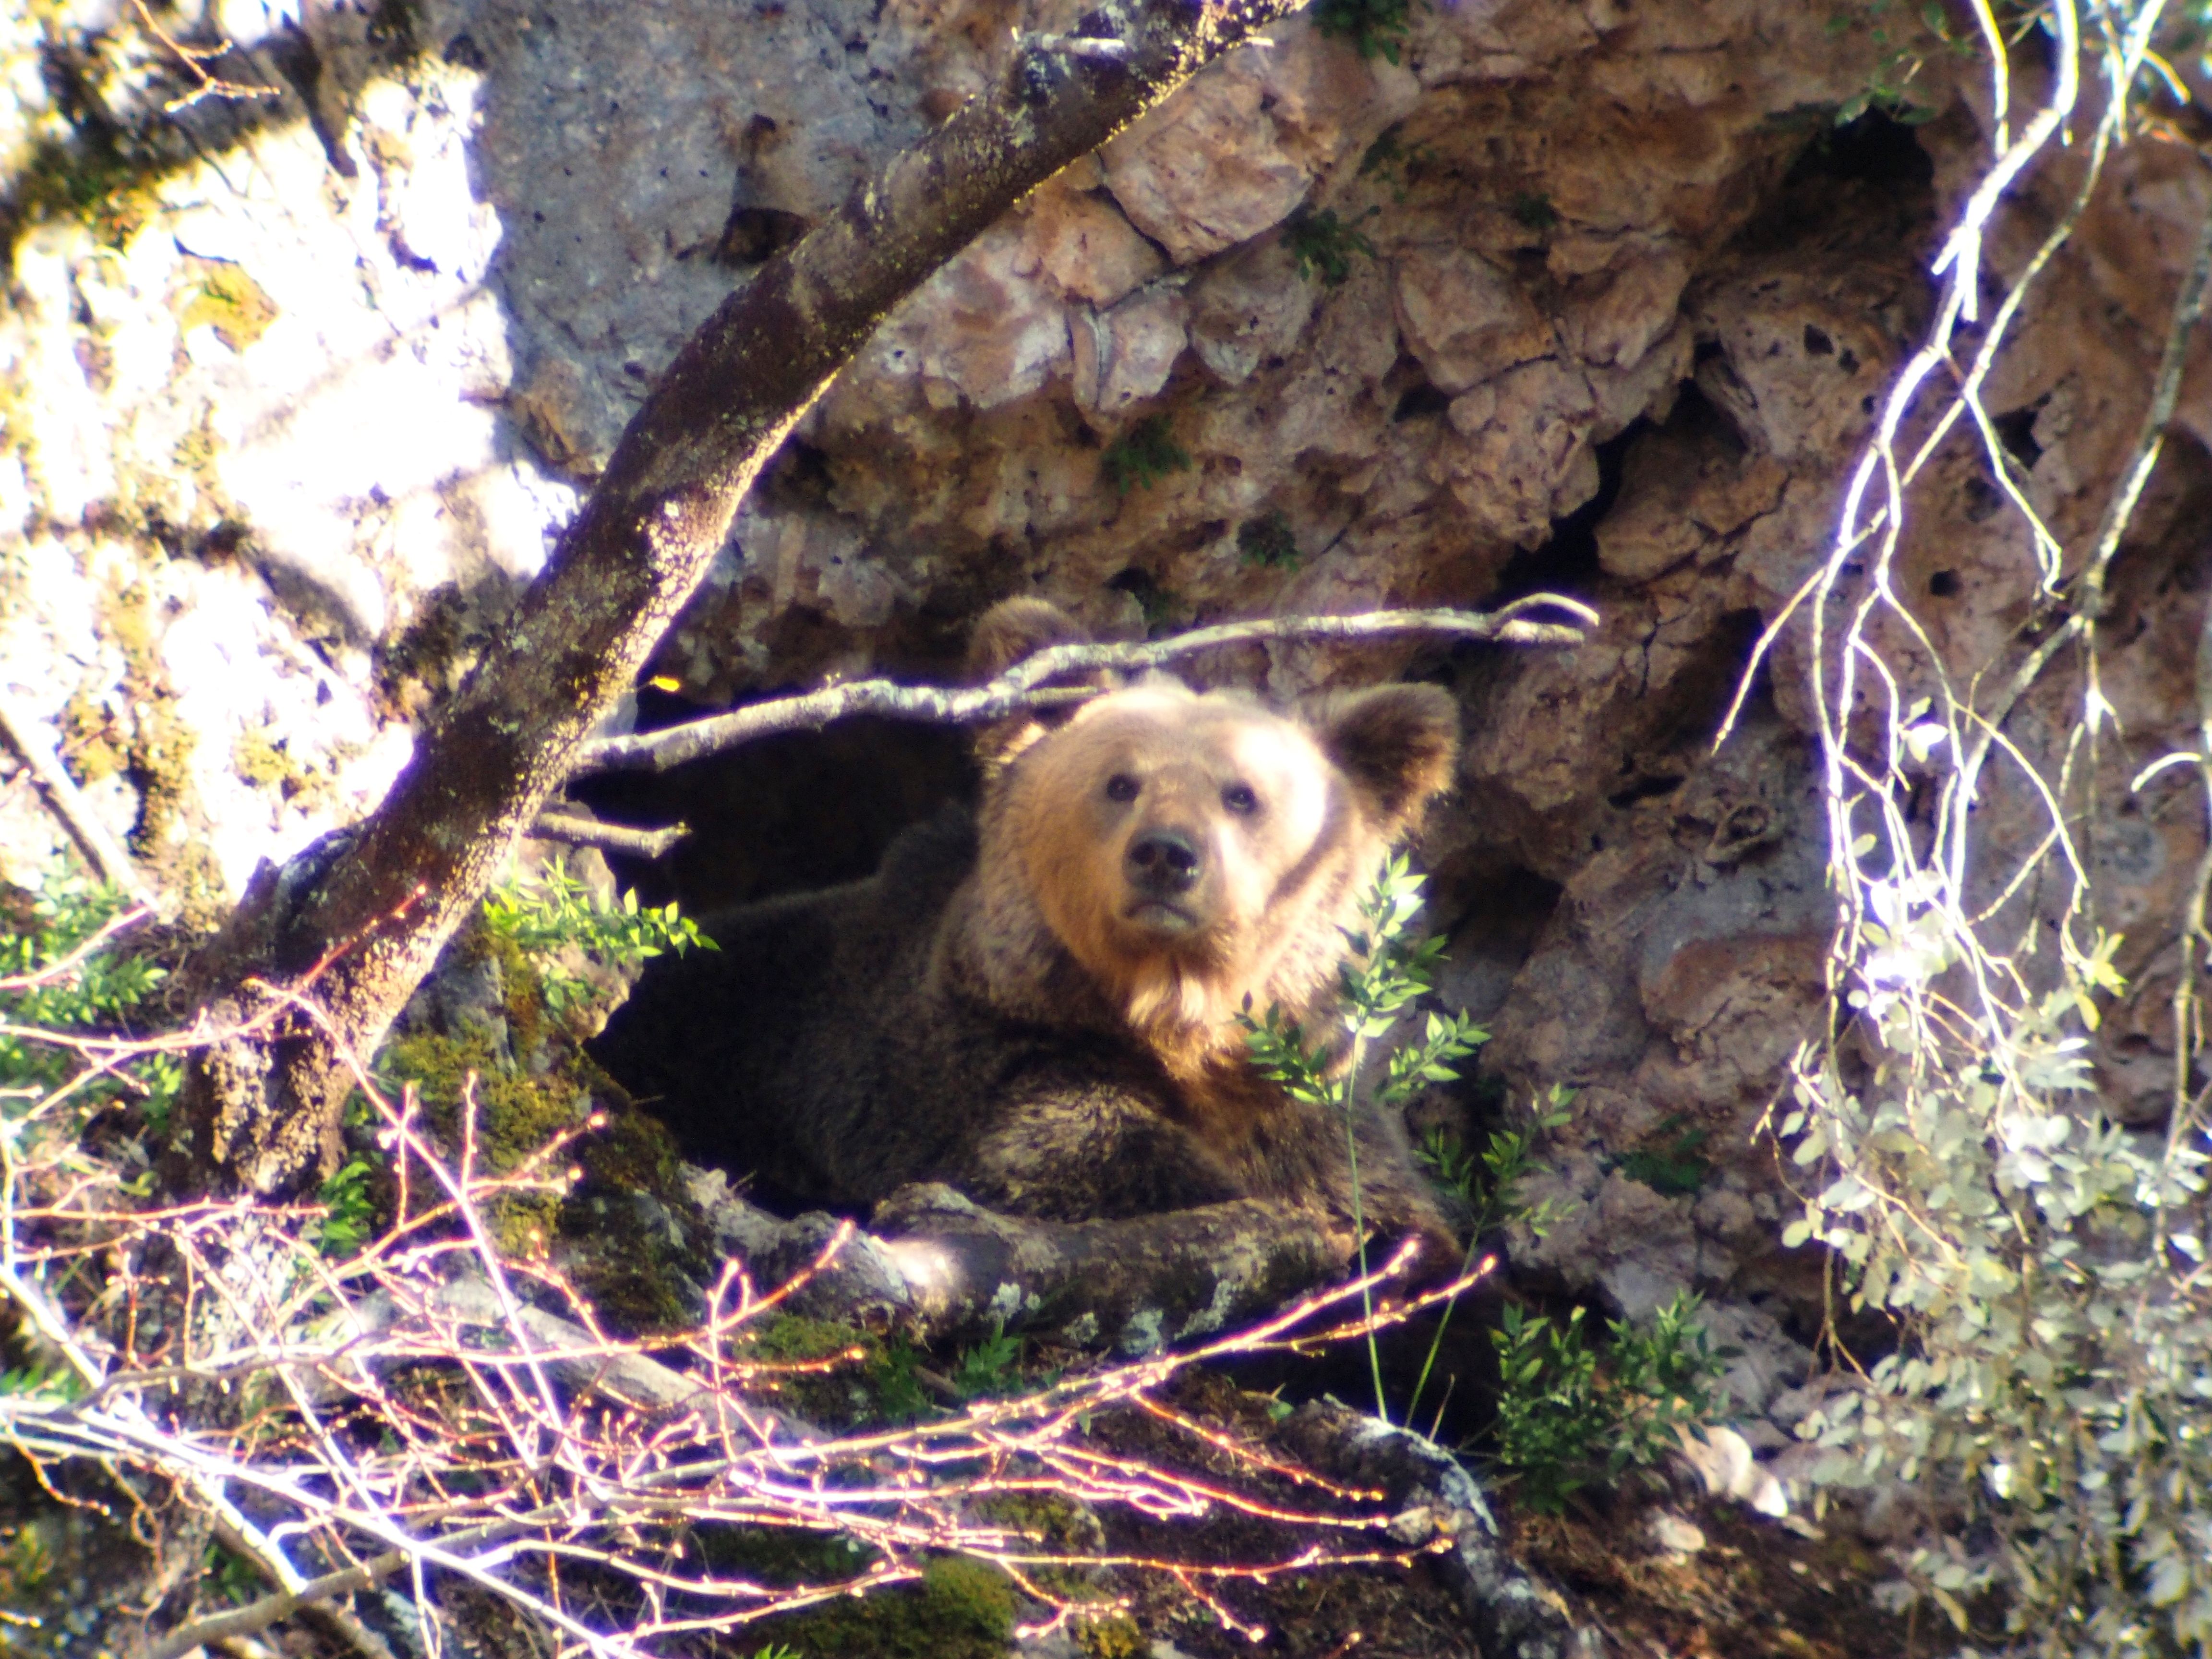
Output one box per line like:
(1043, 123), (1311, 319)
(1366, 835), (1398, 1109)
(966, 599), (1100, 774)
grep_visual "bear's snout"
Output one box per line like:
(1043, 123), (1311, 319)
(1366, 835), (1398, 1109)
(1126, 828), (1203, 899)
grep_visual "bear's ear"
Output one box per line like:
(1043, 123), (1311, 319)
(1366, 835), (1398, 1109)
(965, 598), (1093, 683)
(1310, 683), (1461, 836)
(966, 599), (1100, 774)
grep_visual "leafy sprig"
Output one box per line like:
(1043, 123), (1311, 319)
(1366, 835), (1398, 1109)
(1239, 854), (1485, 1421)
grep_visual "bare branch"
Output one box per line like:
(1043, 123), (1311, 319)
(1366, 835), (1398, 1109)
(0, 691), (155, 905)
(578, 597), (1599, 776)
(528, 812), (690, 860)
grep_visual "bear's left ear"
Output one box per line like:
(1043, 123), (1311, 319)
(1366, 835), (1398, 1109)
(966, 598), (1093, 682)
(1310, 683), (1461, 836)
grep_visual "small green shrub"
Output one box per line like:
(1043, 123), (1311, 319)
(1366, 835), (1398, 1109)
(1236, 511), (1300, 569)
(1488, 1291), (1731, 1513)
(1311, 0), (1416, 63)
(1822, 0), (1973, 125)
(950, 1323), (1023, 1401)
(313, 1154), (379, 1259)
(1100, 416), (1191, 496)
(1282, 208), (1377, 287)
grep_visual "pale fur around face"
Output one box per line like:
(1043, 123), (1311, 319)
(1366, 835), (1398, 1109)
(963, 675), (1440, 1063)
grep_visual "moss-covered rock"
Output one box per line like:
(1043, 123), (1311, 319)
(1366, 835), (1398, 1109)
(758, 1555), (1018, 1659)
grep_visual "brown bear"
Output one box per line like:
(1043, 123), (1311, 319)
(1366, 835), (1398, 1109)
(594, 599), (1462, 1266)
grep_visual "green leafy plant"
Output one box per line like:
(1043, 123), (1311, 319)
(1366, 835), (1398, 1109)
(204, 1539), (263, 1607)
(1613, 1115), (1710, 1195)
(1100, 416), (1191, 496)
(0, 883), (175, 1135)
(1418, 1087), (1573, 1240)
(1236, 510), (1300, 570)
(1358, 126), (1437, 202)
(1488, 1291), (1730, 1513)
(0, 1358), (85, 1404)
(481, 857), (711, 1013)
(1240, 855), (1486, 1420)
(313, 1154), (379, 1259)
(1778, 906), (2212, 1646)
(1405, 1090), (1571, 1431)
(951, 1323), (1024, 1401)
(1823, 0), (1976, 126)
(1282, 208), (1377, 287)
(1508, 192), (1559, 232)
(1311, 0), (1416, 63)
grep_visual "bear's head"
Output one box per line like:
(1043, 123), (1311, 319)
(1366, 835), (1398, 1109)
(959, 601), (1459, 1056)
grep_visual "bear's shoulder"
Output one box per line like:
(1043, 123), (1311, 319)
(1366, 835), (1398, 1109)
(876, 801), (979, 902)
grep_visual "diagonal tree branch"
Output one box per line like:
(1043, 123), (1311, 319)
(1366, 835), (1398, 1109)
(176, 0), (1327, 1198)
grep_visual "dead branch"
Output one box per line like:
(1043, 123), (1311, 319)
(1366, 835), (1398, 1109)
(694, 1174), (1372, 1345)
(178, 0), (1349, 1202)
(577, 596), (1599, 776)
(0, 691), (154, 904)
(528, 811), (690, 860)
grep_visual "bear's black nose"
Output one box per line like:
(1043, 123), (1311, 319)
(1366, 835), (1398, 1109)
(1127, 829), (1202, 896)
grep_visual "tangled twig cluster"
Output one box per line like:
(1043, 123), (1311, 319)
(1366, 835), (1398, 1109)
(0, 950), (1484, 1657)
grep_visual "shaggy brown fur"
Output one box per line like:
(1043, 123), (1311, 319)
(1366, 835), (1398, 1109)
(595, 600), (1462, 1261)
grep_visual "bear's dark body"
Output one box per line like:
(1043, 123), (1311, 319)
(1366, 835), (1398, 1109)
(593, 599), (1461, 1261)
(598, 807), (1439, 1232)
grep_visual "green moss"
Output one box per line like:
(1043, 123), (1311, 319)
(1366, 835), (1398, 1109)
(734, 1316), (932, 1427)
(974, 1491), (1103, 1555)
(0, 132), (164, 258)
(1236, 510), (1300, 569)
(384, 1027), (586, 1176)
(177, 263), (278, 352)
(1072, 1609), (1144, 1659)
(1100, 416), (1190, 496)
(232, 726), (301, 787)
(57, 691), (124, 785)
(762, 1555), (1017, 1659)
(85, 582), (197, 861)
(1282, 208), (1376, 287)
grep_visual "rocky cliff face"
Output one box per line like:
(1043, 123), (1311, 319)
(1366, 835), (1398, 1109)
(3, 0), (2209, 1563)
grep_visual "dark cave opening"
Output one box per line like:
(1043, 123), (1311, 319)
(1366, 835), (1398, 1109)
(1782, 105), (1936, 192)
(1486, 420), (1644, 606)
(569, 709), (976, 915)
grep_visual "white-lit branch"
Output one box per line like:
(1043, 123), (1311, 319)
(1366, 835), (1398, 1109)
(578, 597), (1598, 776)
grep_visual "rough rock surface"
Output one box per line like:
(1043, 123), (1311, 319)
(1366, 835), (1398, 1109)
(4, 0), (2212, 1645)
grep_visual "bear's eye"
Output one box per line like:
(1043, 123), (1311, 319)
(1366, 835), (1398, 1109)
(1104, 773), (1141, 804)
(1221, 782), (1260, 816)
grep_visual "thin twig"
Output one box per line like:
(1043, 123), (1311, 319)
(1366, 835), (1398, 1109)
(128, 0), (279, 110)
(576, 599), (1598, 775)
